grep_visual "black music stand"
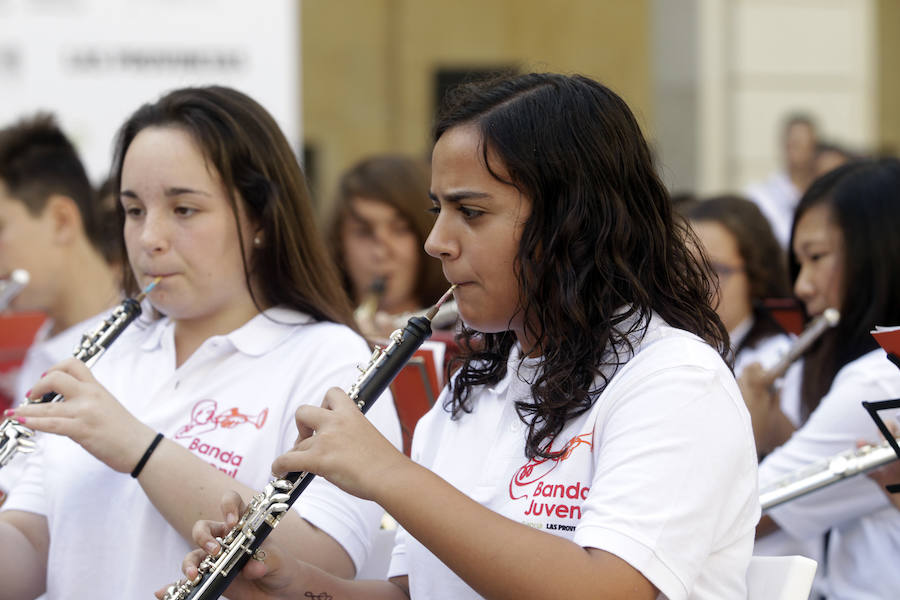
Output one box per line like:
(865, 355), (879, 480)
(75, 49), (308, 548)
(862, 398), (900, 494)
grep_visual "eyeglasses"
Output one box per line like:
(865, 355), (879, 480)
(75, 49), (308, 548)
(709, 261), (744, 279)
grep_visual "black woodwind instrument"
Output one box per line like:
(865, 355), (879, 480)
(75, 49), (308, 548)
(0, 278), (158, 469)
(162, 285), (456, 600)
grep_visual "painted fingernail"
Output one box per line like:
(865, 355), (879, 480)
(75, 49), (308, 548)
(3, 409), (14, 417)
(16, 417), (26, 424)
(24, 389), (31, 398)
(40, 372), (47, 378)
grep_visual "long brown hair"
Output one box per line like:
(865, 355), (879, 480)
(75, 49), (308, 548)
(112, 86), (355, 327)
(688, 195), (791, 354)
(326, 154), (446, 308)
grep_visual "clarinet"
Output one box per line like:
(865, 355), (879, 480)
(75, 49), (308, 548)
(760, 437), (900, 511)
(0, 269), (29, 311)
(163, 285), (456, 600)
(0, 279), (158, 469)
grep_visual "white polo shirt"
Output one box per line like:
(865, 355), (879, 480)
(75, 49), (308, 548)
(388, 315), (759, 600)
(4, 307), (400, 599)
(759, 349), (900, 600)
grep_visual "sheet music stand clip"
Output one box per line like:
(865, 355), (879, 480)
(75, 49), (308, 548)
(862, 398), (900, 494)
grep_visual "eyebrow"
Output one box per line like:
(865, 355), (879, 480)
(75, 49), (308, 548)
(118, 187), (211, 200)
(166, 187), (211, 197)
(796, 238), (831, 254)
(428, 190), (491, 203)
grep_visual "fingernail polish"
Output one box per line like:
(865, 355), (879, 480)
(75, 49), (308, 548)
(24, 389), (31, 398)
(40, 372), (47, 378)
(16, 417), (26, 424)
(3, 409), (13, 417)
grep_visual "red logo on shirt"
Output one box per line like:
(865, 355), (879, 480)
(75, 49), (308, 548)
(175, 399), (269, 439)
(509, 432), (593, 500)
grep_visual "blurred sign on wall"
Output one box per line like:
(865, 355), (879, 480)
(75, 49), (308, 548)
(0, 0), (299, 182)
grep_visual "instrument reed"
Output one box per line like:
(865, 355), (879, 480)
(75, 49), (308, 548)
(0, 278), (159, 469)
(162, 285), (457, 600)
(0, 269), (29, 311)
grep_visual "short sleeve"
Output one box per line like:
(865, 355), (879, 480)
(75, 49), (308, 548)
(287, 325), (402, 572)
(572, 352), (758, 600)
(386, 523), (410, 579)
(1, 448), (49, 517)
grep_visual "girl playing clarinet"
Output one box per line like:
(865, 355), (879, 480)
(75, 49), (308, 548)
(0, 86), (400, 599)
(173, 73), (759, 600)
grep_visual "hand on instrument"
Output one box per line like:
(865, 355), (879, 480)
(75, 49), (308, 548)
(7, 357), (155, 473)
(155, 490), (297, 600)
(737, 362), (784, 455)
(272, 387), (409, 502)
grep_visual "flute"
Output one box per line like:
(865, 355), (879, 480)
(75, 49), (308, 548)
(760, 438), (900, 511)
(0, 269), (29, 311)
(162, 285), (457, 600)
(0, 278), (159, 469)
(761, 308), (840, 386)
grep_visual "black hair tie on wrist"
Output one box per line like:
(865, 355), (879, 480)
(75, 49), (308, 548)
(131, 432), (164, 479)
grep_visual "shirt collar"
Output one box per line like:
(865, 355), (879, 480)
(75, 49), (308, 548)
(140, 307), (315, 356)
(487, 344), (542, 395)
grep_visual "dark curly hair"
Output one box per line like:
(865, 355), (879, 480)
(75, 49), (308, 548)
(436, 73), (729, 459)
(790, 158), (900, 418)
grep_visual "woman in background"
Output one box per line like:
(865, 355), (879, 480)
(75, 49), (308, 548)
(687, 195), (792, 377)
(326, 155), (448, 339)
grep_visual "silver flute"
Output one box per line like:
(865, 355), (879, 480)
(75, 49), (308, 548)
(760, 437), (900, 511)
(761, 308), (840, 386)
(0, 279), (158, 469)
(0, 269), (29, 311)
(162, 285), (456, 600)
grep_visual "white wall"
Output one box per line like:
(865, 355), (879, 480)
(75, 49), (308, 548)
(653, 0), (876, 195)
(0, 0), (300, 182)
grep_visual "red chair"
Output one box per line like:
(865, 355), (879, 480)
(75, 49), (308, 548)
(0, 312), (47, 411)
(390, 343), (444, 456)
(761, 298), (805, 337)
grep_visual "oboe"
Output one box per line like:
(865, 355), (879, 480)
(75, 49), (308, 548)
(0, 278), (159, 469)
(162, 285), (457, 600)
(760, 437), (900, 511)
(0, 269), (29, 311)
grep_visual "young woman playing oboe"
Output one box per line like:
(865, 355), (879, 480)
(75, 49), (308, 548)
(173, 73), (759, 600)
(0, 86), (400, 599)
